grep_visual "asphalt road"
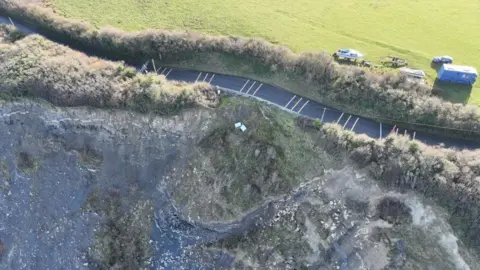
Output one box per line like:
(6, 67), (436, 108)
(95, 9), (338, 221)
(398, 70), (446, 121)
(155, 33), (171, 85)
(1, 15), (479, 150)
(0, 16), (35, 34)
(144, 63), (480, 150)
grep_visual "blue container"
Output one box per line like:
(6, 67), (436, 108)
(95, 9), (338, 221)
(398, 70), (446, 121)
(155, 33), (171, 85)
(437, 64), (478, 85)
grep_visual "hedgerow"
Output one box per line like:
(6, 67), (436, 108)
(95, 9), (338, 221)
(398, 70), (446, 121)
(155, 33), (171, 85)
(2, 11), (480, 254)
(2, 1), (480, 140)
(0, 25), (218, 113)
(299, 117), (480, 250)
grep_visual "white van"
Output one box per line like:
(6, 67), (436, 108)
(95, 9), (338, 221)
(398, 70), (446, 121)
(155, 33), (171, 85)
(332, 49), (364, 61)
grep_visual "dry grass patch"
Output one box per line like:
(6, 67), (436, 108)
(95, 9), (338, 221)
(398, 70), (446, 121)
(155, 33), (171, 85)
(0, 24), (219, 114)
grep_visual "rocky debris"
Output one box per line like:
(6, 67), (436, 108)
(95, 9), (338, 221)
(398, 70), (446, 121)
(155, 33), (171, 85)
(170, 100), (334, 223)
(198, 167), (479, 269)
(0, 98), (478, 269)
(0, 100), (213, 269)
(385, 240), (407, 269)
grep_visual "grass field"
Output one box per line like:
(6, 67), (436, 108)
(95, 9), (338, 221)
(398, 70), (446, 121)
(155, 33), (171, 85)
(48, 0), (480, 105)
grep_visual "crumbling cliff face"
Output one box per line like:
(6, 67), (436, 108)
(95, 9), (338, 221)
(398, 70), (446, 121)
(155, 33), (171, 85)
(0, 15), (478, 269)
(0, 99), (214, 269)
(0, 98), (478, 269)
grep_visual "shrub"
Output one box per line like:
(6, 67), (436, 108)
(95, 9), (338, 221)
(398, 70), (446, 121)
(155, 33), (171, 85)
(1, 3), (478, 136)
(297, 116), (480, 250)
(312, 119), (322, 130)
(0, 24), (26, 42)
(408, 141), (420, 153)
(310, 118), (480, 251)
(0, 28), (219, 113)
(1, 2), (480, 139)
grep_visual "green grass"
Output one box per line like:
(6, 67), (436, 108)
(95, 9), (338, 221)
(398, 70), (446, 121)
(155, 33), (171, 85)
(0, 158), (10, 182)
(49, 0), (480, 105)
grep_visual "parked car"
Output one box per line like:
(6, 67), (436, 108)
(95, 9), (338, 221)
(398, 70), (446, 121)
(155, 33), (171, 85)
(332, 49), (364, 61)
(432, 56), (453, 64)
(399, 67), (425, 82)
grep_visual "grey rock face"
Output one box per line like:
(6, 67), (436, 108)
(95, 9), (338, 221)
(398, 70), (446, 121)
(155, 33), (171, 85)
(0, 100), (214, 269)
(0, 99), (478, 270)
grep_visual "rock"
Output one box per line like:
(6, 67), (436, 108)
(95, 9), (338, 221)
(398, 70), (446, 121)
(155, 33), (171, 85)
(267, 147), (276, 159)
(0, 100), (478, 269)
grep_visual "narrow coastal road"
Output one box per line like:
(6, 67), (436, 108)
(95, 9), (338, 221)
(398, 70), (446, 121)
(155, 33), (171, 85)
(2, 15), (479, 150)
(144, 63), (480, 150)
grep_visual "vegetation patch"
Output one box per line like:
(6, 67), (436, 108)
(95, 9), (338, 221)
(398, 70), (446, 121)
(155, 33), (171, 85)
(1, 2), (480, 140)
(376, 197), (413, 225)
(0, 239), (5, 257)
(77, 146), (102, 166)
(16, 151), (39, 174)
(84, 189), (153, 269)
(0, 159), (9, 182)
(0, 24), (26, 42)
(0, 25), (219, 115)
(296, 117), (480, 251)
(0, 158), (10, 192)
(172, 98), (337, 222)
